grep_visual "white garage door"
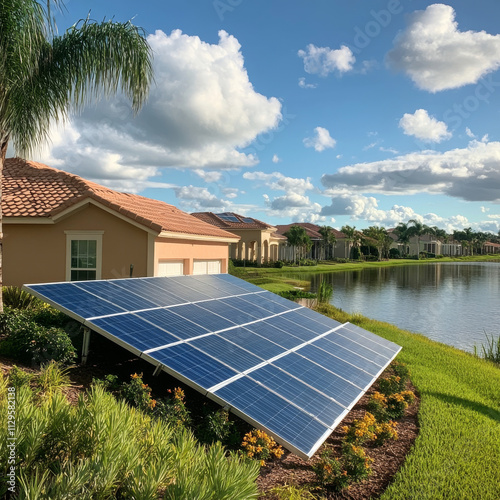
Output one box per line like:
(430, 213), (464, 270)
(157, 261), (184, 277)
(193, 260), (222, 275)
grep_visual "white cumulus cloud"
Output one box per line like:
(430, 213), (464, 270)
(303, 127), (336, 152)
(386, 4), (500, 92)
(321, 140), (500, 202)
(399, 109), (452, 142)
(36, 29), (282, 183)
(298, 44), (355, 76)
(243, 171), (314, 194)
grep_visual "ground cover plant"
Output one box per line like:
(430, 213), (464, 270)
(0, 367), (260, 499)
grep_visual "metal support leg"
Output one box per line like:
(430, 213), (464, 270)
(153, 364), (163, 376)
(81, 327), (91, 365)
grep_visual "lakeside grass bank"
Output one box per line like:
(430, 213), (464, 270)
(231, 255), (500, 294)
(234, 260), (500, 498)
(314, 304), (500, 499)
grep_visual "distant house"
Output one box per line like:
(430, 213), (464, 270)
(388, 231), (463, 256)
(484, 241), (500, 254)
(191, 212), (286, 263)
(3, 158), (239, 287)
(274, 223), (349, 259)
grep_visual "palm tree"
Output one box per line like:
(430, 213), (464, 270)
(407, 219), (430, 259)
(283, 225), (312, 263)
(318, 225), (336, 260)
(362, 226), (387, 261)
(0, 0), (153, 311)
(393, 222), (411, 258)
(341, 225), (363, 260)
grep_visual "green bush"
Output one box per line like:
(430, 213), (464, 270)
(389, 248), (401, 259)
(278, 290), (316, 300)
(0, 309), (76, 365)
(2, 286), (40, 310)
(197, 408), (239, 446)
(0, 381), (260, 499)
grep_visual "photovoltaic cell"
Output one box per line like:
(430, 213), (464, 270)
(24, 274), (401, 459)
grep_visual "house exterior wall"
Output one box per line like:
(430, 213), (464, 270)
(154, 238), (229, 275)
(4, 203), (149, 287)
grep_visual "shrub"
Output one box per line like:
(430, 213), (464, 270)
(36, 361), (71, 396)
(0, 382), (260, 499)
(342, 443), (373, 482)
(154, 387), (191, 429)
(312, 449), (349, 491)
(378, 375), (406, 396)
(298, 259), (317, 266)
(313, 444), (373, 491)
(197, 408), (238, 446)
(367, 390), (415, 422)
(278, 290), (316, 300)
(240, 429), (284, 466)
(389, 248), (401, 259)
(342, 412), (398, 447)
(0, 309), (76, 365)
(2, 286), (40, 310)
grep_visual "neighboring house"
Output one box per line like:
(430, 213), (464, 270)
(388, 231), (463, 256)
(3, 158), (239, 287)
(191, 212), (285, 263)
(274, 223), (349, 259)
(484, 241), (500, 254)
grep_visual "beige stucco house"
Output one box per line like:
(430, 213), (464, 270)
(3, 158), (239, 287)
(191, 212), (286, 264)
(275, 223), (349, 259)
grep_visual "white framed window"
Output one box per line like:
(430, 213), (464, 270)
(65, 231), (103, 281)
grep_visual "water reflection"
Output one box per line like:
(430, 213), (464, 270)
(285, 262), (500, 353)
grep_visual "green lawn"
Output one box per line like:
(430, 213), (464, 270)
(235, 262), (500, 498)
(315, 305), (500, 499)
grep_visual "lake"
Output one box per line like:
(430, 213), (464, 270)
(287, 262), (500, 353)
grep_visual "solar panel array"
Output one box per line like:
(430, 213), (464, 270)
(24, 274), (401, 459)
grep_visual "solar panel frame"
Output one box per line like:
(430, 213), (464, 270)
(23, 274), (402, 459)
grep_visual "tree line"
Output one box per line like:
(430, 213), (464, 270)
(283, 220), (500, 261)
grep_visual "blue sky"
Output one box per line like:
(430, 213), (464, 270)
(28, 0), (500, 234)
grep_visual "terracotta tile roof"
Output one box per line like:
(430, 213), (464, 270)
(191, 212), (275, 230)
(3, 158), (238, 239)
(275, 222), (345, 240)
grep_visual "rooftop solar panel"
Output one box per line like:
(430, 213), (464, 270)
(24, 274), (401, 459)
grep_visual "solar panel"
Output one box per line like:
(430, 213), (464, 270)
(24, 274), (401, 459)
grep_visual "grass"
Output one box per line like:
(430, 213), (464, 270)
(474, 331), (500, 364)
(315, 303), (500, 500)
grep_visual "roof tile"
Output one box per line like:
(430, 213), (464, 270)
(3, 158), (238, 240)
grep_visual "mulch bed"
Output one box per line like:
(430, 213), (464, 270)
(1, 333), (420, 500)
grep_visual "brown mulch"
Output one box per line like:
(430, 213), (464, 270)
(1, 335), (420, 500)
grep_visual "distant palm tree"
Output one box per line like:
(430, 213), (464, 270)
(0, 0), (153, 311)
(407, 219), (430, 259)
(393, 222), (411, 257)
(341, 225), (363, 260)
(318, 225), (336, 260)
(283, 225), (312, 263)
